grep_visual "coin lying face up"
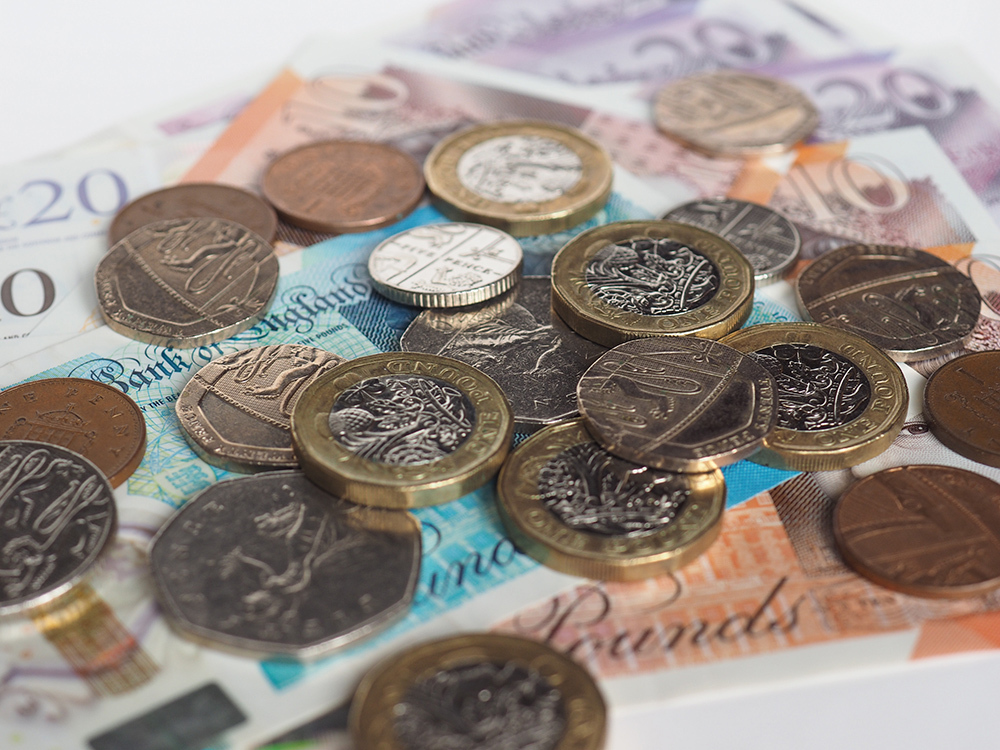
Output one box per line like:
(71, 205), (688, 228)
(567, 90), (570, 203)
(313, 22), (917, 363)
(924, 351), (1000, 468)
(149, 471), (421, 658)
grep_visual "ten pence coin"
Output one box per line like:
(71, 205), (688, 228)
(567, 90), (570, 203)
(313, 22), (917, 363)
(924, 351), (1000, 468)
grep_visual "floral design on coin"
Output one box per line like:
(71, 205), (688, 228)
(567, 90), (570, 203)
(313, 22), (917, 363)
(457, 135), (583, 203)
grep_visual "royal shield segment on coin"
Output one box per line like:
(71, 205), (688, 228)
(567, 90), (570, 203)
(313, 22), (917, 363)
(368, 222), (524, 307)
(400, 277), (608, 432)
(497, 419), (725, 581)
(0, 441), (117, 618)
(834, 465), (1000, 599)
(96, 217), (279, 348)
(795, 243), (982, 362)
(424, 120), (613, 236)
(551, 220), (754, 347)
(0, 378), (145, 487)
(722, 322), (907, 471)
(176, 345), (346, 472)
(261, 140), (425, 234)
(290, 353), (513, 508)
(924, 351), (1000, 468)
(350, 633), (606, 750)
(149, 471), (421, 659)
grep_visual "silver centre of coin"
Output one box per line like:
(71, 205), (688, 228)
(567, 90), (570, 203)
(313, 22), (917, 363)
(456, 135), (583, 203)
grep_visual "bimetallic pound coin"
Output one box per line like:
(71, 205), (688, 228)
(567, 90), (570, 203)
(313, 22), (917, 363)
(400, 277), (608, 433)
(176, 345), (346, 472)
(551, 220), (754, 347)
(795, 243), (982, 362)
(722, 322), (907, 471)
(350, 633), (606, 750)
(497, 419), (725, 580)
(424, 120), (613, 236)
(834, 465), (1000, 599)
(652, 70), (819, 157)
(290, 353), (513, 508)
(0, 378), (145, 487)
(661, 197), (801, 286)
(368, 223), (523, 307)
(96, 218), (279, 348)
(108, 183), (278, 246)
(149, 470), (421, 658)
(924, 351), (1000, 468)
(0, 441), (117, 618)
(577, 337), (777, 472)
(261, 140), (424, 234)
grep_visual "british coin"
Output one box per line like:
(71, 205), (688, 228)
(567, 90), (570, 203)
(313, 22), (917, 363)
(424, 120), (613, 236)
(108, 183), (278, 246)
(722, 322), (907, 471)
(652, 70), (819, 157)
(551, 220), (754, 347)
(260, 140), (424, 234)
(176, 345), (346, 472)
(924, 351), (1000, 468)
(95, 217), (279, 348)
(368, 222), (523, 307)
(149, 470), (421, 658)
(661, 197), (801, 286)
(577, 337), (776, 472)
(0, 378), (145, 487)
(0, 441), (117, 618)
(350, 633), (606, 750)
(834, 465), (1000, 599)
(290, 353), (513, 508)
(400, 277), (607, 432)
(497, 418), (725, 581)
(795, 243), (982, 362)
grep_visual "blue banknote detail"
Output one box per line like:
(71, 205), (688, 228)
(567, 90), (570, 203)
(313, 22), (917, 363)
(744, 295), (802, 327)
(721, 460), (798, 509)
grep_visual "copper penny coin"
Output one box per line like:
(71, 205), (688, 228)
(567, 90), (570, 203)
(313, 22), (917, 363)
(0, 378), (146, 487)
(108, 183), (279, 246)
(834, 465), (1000, 599)
(925, 351), (1000, 468)
(261, 140), (425, 234)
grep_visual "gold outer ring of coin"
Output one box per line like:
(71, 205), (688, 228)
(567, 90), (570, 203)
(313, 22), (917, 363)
(721, 322), (907, 471)
(290, 353), (513, 508)
(497, 419), (725, 581)
(349, 632), (607, 750)
(551, 220), (755, 347)
(423, 120), (614, 236)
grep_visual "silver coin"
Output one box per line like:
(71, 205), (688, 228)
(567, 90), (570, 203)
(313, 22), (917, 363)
(0, 441), (117, 618)
(661, 198), (801, 286)
(368, 223), (523, 308)
(400, 277), (608, 432)
(149, 470), (421, 659)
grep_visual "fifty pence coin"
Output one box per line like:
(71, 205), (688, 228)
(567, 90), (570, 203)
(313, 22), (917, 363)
(108, 183), (278, 246)
(368, 222), (523, 308)
(149, 470), (421, 658)
(652, 70), (819, 157)
(661, 197), (801, 286)
(834, 465), (1000, 599)
(551, 220), (754, 347)
(577, 337), (777, 472)
(350, 633), (607, 750)
(795, 243), (982, 362)
(0, 378), (145, 487)
(400, 277), (608, 432)
(497, 419), (725, 580)
(290, 353), (513, 508)
(722, 322), (908, 471)
(924, 351), (1000, 468)
(96, 218), (279, 348)
(424, 120), (613, 236)
(176, 345), (346, 472)
(261, 140), (424, 234)
(0, 441), (117, 618)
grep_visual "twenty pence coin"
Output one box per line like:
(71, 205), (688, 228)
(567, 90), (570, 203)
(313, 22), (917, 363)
(924, 351), (1000, 468)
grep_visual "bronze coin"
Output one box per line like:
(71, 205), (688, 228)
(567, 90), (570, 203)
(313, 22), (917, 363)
(261, 140), (425, 234)
(108, 183), (278, 246)
(924, 351), (1000, 468)
(834, 465), (1000, 599)
(0, 378), (146, 487)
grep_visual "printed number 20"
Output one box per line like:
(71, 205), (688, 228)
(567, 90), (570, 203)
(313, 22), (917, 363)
(22, 169), (128, 226)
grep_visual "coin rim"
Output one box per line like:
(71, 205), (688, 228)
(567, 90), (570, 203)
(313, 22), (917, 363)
(924, 351), (1000, 468)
